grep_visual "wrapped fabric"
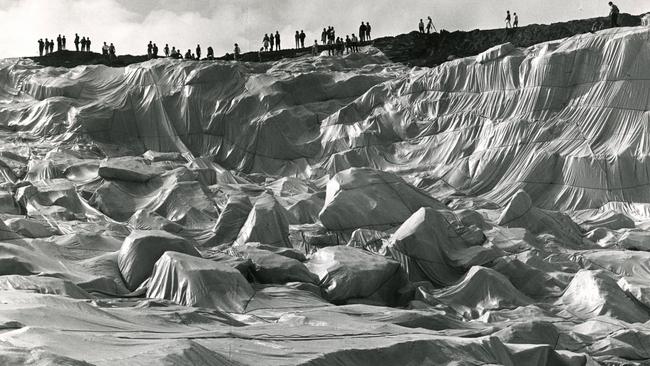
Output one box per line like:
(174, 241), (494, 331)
(306, 245), (406, 304)
(319, 168), (446, 231)
(389, 207), (500, 286)
(117, 230), (200, 291)
(234, 194), (291, 247)
(146, 251), (254, 312)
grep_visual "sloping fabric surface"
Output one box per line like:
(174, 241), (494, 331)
(0, 27), (648, 365)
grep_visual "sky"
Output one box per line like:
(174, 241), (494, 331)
(0, 0), (647, 58)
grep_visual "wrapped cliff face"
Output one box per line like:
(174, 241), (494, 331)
(0, 27), (648, 365)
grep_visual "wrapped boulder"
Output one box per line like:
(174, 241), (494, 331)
(234, 194), (291, 247)
(118, 230), (200, 291)
(98, 156), (163, 183)
(210, 195), (252, 247)
(306, 245), (406, 305)
(319, 168), (446, 231)
(389, 207), (498, 286)
(232, 243), (318, 285)
(147, 251), (254, 312)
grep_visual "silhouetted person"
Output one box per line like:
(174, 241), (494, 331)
(74, 33), (80, 51)
(196, 44), (201, 59)
(365, 22), (371, 40)
(312, 40), (319, 56)
(352, 34), (360, 52)
(56, 35), (62, 51)
(609, 2), (620, 27)
(207, 46), (214, 59)
(269, 32), (275, 51)
(153, 43), (159, 57)
(513, 13), (519, 28)
(48, 39), (54, 54)
(164, 44), (169, 57)
(185, 49), (192, 59)
(300, 30), (306, 48)
(102, 42), (109, 56)
(147, 41), (153, 58)
(109, 43), (116, 61)
(86, 37), (91, 52)
(426, 16), (436, 33)
(80, 37), (86, 52)
(321, 28), (327, 45)
(62, 35), (66, 50)
(359, 22), (366, 42)
(505, 11), (512, 28)
(234, 43), (241, 60)
(295, 31), (300, 48)
(263, 34), (270, 51)
(38, 39), (44, 56)
(419, 19), (425, 33)
(275, 31), (281, 51)
(345, 35), (352, 53)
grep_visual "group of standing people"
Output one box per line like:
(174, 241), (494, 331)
(418, 17), (437, 33)
(262, 32), (282, 51)
(37, 39), (54, 56)
(146, 42), (214, 60)
(358, 22), (372, 42)
(330, 34), (362, 56)
(101, 42), (117, 60)
(73, 34), (92, 52)
(505, 11), (520, 29)
(37, 33), (93, 56)
(294, 30), (307, 49)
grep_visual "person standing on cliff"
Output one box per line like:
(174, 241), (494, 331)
(196, 44), (201, 59)
(295, 31), (300, 48)
(505, 11), (512, 28)
(38, 39), (44, 56)
(275, 31), (281, 51)
(234, 43), (241, 60)
(426, 16), (436, 33)
(263, 34), (270, 51)
(62, 36), (66, 50)
(269, 32), (275, 51)
(513, 13), (519, 28)
(419, 19), (425, 33)
(300, 30), (306, 48)
(359, 22), (367, 42)
(365, 22), (372, 40)
(74, 34), (80, 51)
(312, 40), (319, 56)
(609, 2), (620, 27)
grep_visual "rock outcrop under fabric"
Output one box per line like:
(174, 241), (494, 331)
(117, 230), (200, 291)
